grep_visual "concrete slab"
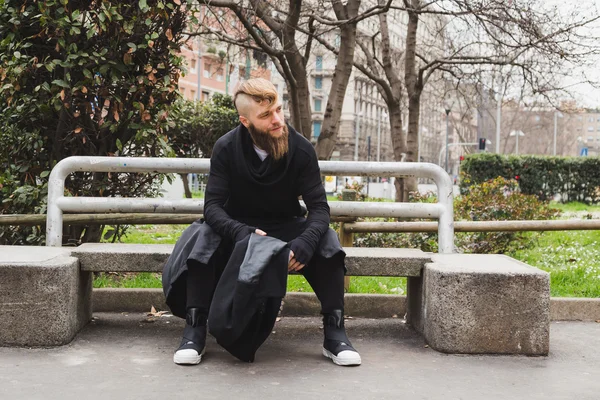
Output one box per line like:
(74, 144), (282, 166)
(0, 251), (91, 346)
(73, 243), (173, 272)
(74, 243), (430, 276)
(0, 245), (71, 263)
(1, 314), (599, 400)
(423, 254), (550, 355)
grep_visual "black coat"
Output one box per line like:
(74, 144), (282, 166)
(162, 218), (345, 362)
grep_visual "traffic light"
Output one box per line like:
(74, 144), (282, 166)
(479, 138), (486, 151)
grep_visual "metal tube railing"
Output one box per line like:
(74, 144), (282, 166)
(46, 157), (454, 252)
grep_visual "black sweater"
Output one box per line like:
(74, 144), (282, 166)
(203, 123), (330, 265)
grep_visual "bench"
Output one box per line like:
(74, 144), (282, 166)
(0, 156), (550, 355)
(0, 243), (549, 355)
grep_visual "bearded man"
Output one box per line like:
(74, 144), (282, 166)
(162, 78), (360, 367)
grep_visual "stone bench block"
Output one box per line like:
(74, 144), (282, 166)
(416, 254), (550, 355)
(73, 243), (431, 276)
(0, 246), (91, 346)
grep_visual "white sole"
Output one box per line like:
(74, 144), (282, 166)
(322, 347), (362, 366)
(174, 347), (206, 365)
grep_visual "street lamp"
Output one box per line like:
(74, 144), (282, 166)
(509, 130), (525, 155)
(354, 102), (363, 161)
(444, 103), (452, 173)
(553, 110), (563, 156)
(377, 108), (388, 162)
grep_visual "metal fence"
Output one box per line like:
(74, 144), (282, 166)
(46, 156), (455, 252)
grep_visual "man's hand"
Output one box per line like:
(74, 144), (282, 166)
(288, 250), (305, 272)
(255, 229), (267, 236)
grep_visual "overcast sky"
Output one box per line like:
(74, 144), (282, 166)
(557, 0), (600, 108)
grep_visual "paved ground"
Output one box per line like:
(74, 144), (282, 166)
(1, 313), (599, 400)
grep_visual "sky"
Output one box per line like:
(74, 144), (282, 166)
(555, 1), (600, 108)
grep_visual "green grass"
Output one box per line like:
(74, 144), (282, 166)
(94, 202), (600, 298)
(550, 201), (600, 213)
(94, 272), (163, 288)
(511, 230), (600, 297)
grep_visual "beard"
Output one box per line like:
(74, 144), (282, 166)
(247, 123), (289, 161)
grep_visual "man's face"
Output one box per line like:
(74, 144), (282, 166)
(240, 101), (289, 160)
(241, 101), (286, 138)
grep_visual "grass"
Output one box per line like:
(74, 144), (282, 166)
(550, 201), (600, 213)
(511, 230), (600, 297)
(94, 203), (600, 298)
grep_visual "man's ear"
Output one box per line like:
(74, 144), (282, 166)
(239, 115), (250, 128)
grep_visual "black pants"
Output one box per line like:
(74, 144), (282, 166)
(186, 218), (345, 316)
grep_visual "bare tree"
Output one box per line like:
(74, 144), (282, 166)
(187, 0), (390, 145)
(397, 0), (600, 168)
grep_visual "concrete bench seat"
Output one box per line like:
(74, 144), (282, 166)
(0, 244), (550, 356)
(72, 243), (431, 277)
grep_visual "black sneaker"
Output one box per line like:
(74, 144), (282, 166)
(174, 308), (207, 365)
(322, 310), (361, 366)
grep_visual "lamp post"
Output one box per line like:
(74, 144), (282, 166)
(509, 130), (525, 155)
(444, 106), (451, 173)
(354, 104), (362, 161)
(553, 111), (563, 156)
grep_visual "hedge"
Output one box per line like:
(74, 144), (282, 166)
(459, 153), (600, 204)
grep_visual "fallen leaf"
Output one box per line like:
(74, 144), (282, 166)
(275, 317), (281, 322)
(74, 127), (82, 134)
(60, 90), (65, 100)
(81, 86), (88, 94)
(166, 28), (173, 40)
(424, 344), (429, 348)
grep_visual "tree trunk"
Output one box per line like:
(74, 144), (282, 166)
(315, 0), (361, 160)
(402, 0), (422, 201)
(387, 103), (407, 202)
(180, 173), (192, 199)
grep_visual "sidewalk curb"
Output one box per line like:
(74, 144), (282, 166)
(92, 288), (600, 321)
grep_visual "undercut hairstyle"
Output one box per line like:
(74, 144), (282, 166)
(233, 78), (279, 117)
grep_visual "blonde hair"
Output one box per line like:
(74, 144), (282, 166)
(233, 78), (279, 116)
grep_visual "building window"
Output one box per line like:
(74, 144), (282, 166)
(191, 58), (196, 71)
(315, 76), (322, 89)
(313, 121), (322, 138)
(216, 68), (224, 82)
(204, 64), (210, 78)
(314, 98), (322, 112)
(202, 91), (210, 101)
(588, 136), (594, 141)
(190, 90), (196, 100)
(589, 117), (595, 122)
(316, 56), (323, 71)
(588, 126), (594, 132)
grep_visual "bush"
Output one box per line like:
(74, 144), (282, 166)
(455, 177), (560, 253)
(0, 1), (186, 245)
(460, 153), (600, 204)
(354, 177), (560, 254)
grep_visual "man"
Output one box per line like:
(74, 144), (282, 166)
(163, 78), (360, 367)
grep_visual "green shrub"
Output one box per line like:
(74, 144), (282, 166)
(460, 153), (600, 204)
(354, 177), (560, 254)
